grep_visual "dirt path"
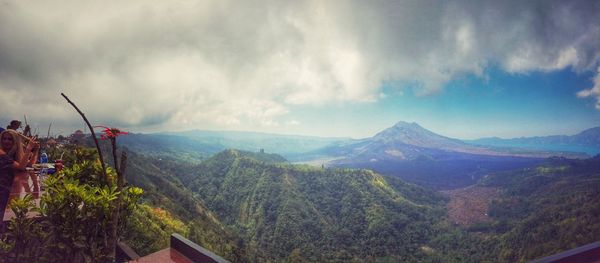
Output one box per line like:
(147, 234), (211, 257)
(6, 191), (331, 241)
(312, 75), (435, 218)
(442, 186), (501, 226)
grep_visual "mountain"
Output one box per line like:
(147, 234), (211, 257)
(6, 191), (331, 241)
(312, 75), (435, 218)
(310, 121), (587, 163)
(372, 121), (479, 152)
(467, 126), (600, 156)
(305, 121), (545, 189)
(118, 133), (222, 163)
(117, 123), (592, 167)
(575, 126), (600, 144)
(117, 122), (592, 191)
(160, 129), (347, 160)
(116, 130), (345, 165)
(182, 149), (451, 262)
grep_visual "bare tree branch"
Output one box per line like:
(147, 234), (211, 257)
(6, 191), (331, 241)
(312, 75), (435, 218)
(60, 93), (108, 182)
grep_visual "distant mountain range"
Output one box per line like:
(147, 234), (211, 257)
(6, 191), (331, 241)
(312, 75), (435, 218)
(466, 126), (600, 156)
(117, 121), (597, 189)
(304, 121), (592, 164)
(117, 130), (346, 163)
(159, 130), (347, 158)
(303, 121), (546, 189)
(120, 122), (597, 162)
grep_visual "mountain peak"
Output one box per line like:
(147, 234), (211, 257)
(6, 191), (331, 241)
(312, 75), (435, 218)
(577, 126), (600, 136)
(392, 121), (423, 129)
(372, 121), (469, 150)
(374, 121), (431, 140)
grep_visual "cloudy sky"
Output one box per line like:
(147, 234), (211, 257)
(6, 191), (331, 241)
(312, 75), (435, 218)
(1, 0), (599, 139)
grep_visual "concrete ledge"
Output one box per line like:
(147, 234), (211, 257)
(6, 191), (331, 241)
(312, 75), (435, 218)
(530, 241), (600, 263)
(116, 241), (140, 262)
(170, 233), (230, 263)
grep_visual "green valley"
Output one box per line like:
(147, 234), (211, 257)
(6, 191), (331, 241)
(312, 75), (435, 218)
(184, 149), (447, 262)
(120, 147), (600, 262)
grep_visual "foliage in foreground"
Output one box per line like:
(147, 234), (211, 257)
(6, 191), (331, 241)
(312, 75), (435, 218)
(0, 148), (142, 263)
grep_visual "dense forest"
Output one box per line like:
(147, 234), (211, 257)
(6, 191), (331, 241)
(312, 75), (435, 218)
(117, 150), (247, 261)
(476, 156), (600, 262)
(118, 147), (600, 262)
(184, 149), (448, 262)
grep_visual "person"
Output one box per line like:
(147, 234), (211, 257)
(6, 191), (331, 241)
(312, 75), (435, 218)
(28, 150), (46, 198)
(10, 134), (39, 200)
(6, 120), (21, 131)
(4, 121), (38, 198)
(20, 147), (40, 198)
(0, 129), (38, 220)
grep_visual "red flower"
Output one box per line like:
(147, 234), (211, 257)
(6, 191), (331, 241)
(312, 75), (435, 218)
(95, 126), (128, 140)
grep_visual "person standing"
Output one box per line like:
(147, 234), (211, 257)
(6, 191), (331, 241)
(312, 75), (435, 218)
(0, 130), (37, 220)
(0, 146), (15, 221)
(4, 120), (38, 198)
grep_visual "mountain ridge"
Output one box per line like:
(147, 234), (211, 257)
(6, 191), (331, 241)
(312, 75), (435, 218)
(157, 129), (348, 157)
(371, 121), (485, 154)
(120, 122), (596, 161)
(467, 126), (600, 156)
(311, 121), (580, 165)
(305, 121), (549, 189)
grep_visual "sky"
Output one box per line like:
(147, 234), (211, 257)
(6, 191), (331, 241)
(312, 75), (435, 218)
(1, 0), (600, 139)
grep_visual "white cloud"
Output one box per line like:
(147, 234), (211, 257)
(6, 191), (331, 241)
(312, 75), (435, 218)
(577, 67), (600, 109)
(0, 0), (599, 133)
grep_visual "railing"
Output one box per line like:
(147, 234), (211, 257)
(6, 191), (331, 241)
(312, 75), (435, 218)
(170, 233), (230, 263)
(116, 242), (140, 262)
(117, 233), (230, 263)
(530, 241), (600, 263)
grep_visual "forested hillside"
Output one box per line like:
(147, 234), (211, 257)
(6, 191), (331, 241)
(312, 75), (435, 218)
(117, 145), (600, 262)
(474, 156), (600, 262)
(182, 149), (453, 262)
(119, 150), (246, 261)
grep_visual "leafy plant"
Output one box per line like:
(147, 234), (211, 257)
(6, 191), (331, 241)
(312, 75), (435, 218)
(0, 195), (43, 263)
(0, 157), (143, 262)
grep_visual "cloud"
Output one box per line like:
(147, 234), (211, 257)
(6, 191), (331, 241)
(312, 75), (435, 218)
(577, 67), (600, 109)
(0, 0), (599, 133)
